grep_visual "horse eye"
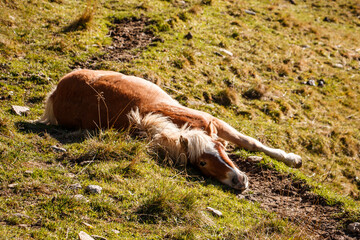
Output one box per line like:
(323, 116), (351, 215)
(200, 161), (207, 167)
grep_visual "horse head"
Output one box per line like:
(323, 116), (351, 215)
(180, 124), (249, 191)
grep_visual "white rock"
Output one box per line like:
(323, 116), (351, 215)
(79, 231), (95, 240)
(50, 145), (67, 153)
(8, 183), (18, 188)
(244, 10), (256, 15)
(11, 105), (29, 116)
(333, 63), (344, 68)
(347, 222), (360, 233)
(111, 229), (120, 234)
(206, 207), (223, 217)
(219, 48), (233, 57)
(86, 185), (102, 194)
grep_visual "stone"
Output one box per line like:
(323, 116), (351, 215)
(317, 79), (326, 87)
(219, 48), (233, 57)
(11, 105), (30, 116)
(50, 145), (67, 153)
(206, 207), (223, 217)
(333, 63), (344, 69)
(70, 183), (82, 190)
(306, 80), (316, 86)
(8, 183), (19, 188)
(86, 185), (102, 194)
(247, 156), (263, 163)
(79, 231), (95, 240)
(347, 222), (360, 233)
(111, 229), (120, 234)
(244, 10), (256, 15)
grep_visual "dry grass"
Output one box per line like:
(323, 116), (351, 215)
(63, 0), (98, 32)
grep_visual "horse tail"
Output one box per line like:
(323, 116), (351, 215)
(37, 88), (58, 125)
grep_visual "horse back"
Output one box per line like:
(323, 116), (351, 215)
(51, 69), (177, 129)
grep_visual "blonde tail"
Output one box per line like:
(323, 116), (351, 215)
(37, 88), (58, 125)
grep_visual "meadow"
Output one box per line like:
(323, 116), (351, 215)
(0, 0), (359, 239)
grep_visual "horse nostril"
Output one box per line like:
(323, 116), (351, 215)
(232, 176), (239, 185)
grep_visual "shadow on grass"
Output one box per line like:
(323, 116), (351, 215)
(15, 121), (88, 144)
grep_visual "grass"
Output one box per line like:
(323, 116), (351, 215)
(0, 0), (359, 238)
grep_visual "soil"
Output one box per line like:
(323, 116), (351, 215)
(232, 156), (359, 240)
(74, 16), (160, 69)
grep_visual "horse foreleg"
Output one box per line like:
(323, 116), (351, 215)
(212, 118), (302, 168)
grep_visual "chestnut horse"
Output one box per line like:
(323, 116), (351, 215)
(39, 69), (302, 190)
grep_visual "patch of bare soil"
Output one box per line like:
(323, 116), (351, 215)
(74, 16), (161, 69)
(233, 156), (359, 240)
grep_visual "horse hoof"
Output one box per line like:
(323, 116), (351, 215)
(286, 153), (302, 168)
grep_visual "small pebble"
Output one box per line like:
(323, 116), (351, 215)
(112, 229), (120, 234)
(219, 48), (233, 57)
(50, 145), (67, 153)
(69, 183), (82, 190)
(206, 207), (223, 217)
(8, 183), (19, 188)
(333, 63), (344, 69)
(317, 79), (326, 87)
(347, 222), (360, 233)
(247, 156), (263, 163)
(244, 10), (256, 15)
(86, 185), (102, 194)
(306, 80), (316, 86)
(11, 105), (30, 116)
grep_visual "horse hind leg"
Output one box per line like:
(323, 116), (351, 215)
(213, 118), (302, 168)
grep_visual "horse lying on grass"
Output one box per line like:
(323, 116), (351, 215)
(39, 69), (302, 191)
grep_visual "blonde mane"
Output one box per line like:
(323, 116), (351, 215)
(127, 108), (214, 164)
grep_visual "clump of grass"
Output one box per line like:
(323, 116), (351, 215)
(135, 187), (198, 224)
(212, 88), (239, 107)
(63, 0), (98, 32)
(242, 83), (267, 100)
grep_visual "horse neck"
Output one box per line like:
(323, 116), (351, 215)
(144, 103), (211, 130)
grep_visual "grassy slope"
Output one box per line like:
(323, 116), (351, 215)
(0, 0), (359, 239)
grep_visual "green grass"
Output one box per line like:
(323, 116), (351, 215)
(0, 0), (360, 238)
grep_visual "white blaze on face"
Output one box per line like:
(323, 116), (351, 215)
(204, 142), (248, 190)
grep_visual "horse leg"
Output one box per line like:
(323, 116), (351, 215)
(212, 118), (302, 168)
(148, 104), (302, 168)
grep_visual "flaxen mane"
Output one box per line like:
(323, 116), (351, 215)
(127, 108), (213, 165)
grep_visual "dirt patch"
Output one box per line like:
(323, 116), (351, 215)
(232, 156), (359, 240)
(74, 16), (161, 68)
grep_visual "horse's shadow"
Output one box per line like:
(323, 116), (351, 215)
(16, 121), (89, 144)
(16, 121), (242, 194)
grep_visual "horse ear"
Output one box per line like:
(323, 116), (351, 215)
(180, 135), (189, 152)
(206, 121), (218, 138)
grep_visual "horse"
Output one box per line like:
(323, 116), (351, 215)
(38, 69), (302, 191)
